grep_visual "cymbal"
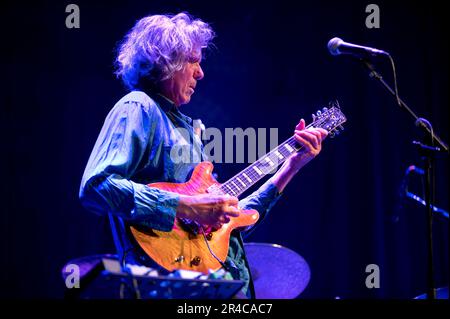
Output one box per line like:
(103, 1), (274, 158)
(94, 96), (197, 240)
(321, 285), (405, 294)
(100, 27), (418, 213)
(414, 287), (448, 299)
(244, 242), (311, 299)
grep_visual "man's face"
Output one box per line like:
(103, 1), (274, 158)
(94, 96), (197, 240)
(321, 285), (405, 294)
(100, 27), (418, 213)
(159, 50), (204, 107)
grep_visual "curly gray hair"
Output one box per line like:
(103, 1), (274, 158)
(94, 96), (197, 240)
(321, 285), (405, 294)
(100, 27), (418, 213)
(115, 12), (215, 90)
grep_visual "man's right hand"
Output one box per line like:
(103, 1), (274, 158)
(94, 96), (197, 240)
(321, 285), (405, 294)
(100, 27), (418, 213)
(176, 194), (240, 228)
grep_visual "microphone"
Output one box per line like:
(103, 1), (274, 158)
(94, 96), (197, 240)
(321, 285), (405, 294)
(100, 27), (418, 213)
(327, 37), (389, 57)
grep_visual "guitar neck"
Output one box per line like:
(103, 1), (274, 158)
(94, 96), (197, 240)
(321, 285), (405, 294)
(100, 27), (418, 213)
(218, 103), (347, 198)
(219, 135), (300, 197)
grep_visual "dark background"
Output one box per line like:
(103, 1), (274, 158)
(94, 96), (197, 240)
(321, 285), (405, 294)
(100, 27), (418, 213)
(1, 0), (448, 299)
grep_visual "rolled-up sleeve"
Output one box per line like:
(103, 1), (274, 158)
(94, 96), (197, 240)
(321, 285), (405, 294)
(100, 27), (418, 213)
(79, 97), (179, 231)
(238, 181), (282, 236)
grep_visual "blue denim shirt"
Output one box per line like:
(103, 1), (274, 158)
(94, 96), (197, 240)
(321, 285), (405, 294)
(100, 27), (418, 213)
(79, 91), (282, 298)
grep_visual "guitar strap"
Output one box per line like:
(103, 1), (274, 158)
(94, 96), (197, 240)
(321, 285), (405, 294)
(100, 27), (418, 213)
(108, 212), (127, 268)
(237, 234), (256, 299)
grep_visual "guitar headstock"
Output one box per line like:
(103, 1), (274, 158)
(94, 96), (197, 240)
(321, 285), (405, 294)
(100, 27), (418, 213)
(311, 101), (347, 138)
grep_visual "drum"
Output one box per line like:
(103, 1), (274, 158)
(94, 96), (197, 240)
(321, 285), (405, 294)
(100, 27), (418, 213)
(414, 287), (448, 299)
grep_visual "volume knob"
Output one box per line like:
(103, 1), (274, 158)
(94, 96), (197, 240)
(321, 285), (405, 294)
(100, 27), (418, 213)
(174, 255), (185, 263)
(191, 256), (201, 266)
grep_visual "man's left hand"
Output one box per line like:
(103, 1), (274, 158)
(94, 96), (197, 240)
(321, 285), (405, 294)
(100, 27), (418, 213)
(287, 118), (328, 172)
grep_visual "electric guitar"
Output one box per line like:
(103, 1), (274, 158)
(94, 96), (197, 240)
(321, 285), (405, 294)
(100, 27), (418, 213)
(130, 102), (347, 274)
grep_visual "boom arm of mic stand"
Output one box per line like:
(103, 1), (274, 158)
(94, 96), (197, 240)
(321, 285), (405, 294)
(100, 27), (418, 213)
(360, 58), (449, 153)
(359, 58), (450, 300)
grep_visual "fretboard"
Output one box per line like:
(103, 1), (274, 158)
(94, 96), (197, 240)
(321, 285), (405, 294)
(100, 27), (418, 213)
(218, 103), (346, 198)
(219, 136), (300, 197)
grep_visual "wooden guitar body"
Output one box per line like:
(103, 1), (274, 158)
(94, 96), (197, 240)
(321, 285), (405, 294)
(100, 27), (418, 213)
(130, 162), (259, 274)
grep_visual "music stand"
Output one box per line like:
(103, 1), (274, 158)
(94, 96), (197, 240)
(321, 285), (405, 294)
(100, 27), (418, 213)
(62, 255), (244, 299)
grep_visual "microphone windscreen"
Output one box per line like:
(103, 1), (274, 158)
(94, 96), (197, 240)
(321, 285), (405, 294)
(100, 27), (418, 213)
(327, 37), (343, 56)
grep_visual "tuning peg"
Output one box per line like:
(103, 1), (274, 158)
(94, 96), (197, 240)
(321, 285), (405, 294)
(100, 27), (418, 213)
(322, 107), (328, 113)
(329, 131), (335, 138)
(316, 110), (322, 117)
(312, 114), (316, 121)
(339, 125), (345, 131)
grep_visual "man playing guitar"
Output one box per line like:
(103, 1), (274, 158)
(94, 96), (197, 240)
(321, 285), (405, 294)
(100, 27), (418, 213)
(79, 12), (329, 299)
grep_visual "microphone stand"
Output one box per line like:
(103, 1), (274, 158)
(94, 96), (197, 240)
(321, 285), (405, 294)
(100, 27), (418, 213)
(360, 58), (449, 300)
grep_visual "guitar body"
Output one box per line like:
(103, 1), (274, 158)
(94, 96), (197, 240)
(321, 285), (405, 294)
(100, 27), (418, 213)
(130, 162), (259, 274)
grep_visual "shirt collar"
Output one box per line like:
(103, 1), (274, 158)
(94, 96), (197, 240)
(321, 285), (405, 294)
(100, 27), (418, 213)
(151, 93), (176, 112)
(150, 92), (193, 125)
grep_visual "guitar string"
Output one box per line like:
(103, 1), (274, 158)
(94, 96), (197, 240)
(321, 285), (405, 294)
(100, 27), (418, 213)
(220, 113), (339, 197)
(230, 115), (343, 197)
(186, 108), (344, 271)
(221, 126), (318, 196)
(223, 118), (328, 190)
(219, 131), (313, 196)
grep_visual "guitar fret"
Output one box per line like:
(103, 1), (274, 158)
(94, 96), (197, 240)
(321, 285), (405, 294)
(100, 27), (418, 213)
(223, 183), (235, 195)
(274, 150), (283, 159)
(253, 166), (263, 175)
(265, 157), (275, 166)
(229, 106), (344, 200)
(242, 173), (252, 183)
(287, 139), (299, 150)
(277, 150), (289, 159)
(279, 142), (292, 154)
(284, 143), (294, 153)
(236, 177), (246, 188)
(243, 169), (256, 183)
(217, 106), (345, 199)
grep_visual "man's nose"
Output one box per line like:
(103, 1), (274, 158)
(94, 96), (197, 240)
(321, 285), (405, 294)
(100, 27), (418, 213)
(194, 64), (204, 80)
